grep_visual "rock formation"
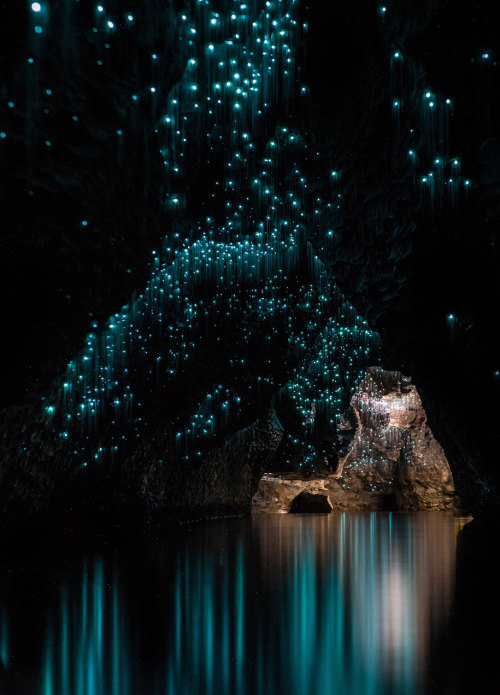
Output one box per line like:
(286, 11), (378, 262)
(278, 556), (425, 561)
(253, 368), (459, 512)
(140, 408), (284, 523)
(2, 0), (497, 524)
(0, 408), (283, 532)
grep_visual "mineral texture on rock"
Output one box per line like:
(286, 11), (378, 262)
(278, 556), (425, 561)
(141, 408), (284, 523)
(0, 408), (283, 531)
(253, 368), (459, 512)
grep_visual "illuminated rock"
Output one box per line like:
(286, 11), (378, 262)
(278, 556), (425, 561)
(253, 367), (459, 512)
(340, 367), (458, 510)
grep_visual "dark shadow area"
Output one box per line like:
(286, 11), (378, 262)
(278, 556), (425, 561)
(426, 517), (500, 693)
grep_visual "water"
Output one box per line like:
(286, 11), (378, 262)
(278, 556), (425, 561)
(0, 513), (470, 695)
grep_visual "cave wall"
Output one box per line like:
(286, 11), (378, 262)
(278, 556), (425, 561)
(1, 0), (499, 525)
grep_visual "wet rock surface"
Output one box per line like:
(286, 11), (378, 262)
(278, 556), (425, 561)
(253, 368), (459, 512)
(339, 367), (458, 510)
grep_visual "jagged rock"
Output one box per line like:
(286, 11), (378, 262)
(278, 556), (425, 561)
(141, 408), (284, 522)
(252, 472), (397, 512)
(0, 408), (283, 531)
(340, 367), (458, 510)
(289, 492), (332, 513)
(253, 368), (459, 512)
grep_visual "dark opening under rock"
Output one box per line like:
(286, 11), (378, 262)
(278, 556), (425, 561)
(289, 492), (332, 514)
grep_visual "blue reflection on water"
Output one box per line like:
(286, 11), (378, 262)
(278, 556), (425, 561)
(0, 606), (8, 670)
(0, 513), (468, 695)
(39, 559), (130, 695)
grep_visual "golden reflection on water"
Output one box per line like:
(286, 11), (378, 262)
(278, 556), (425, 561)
(253, 513), (470, 694)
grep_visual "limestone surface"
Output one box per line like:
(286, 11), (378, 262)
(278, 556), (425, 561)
(253, 368), (459, 512)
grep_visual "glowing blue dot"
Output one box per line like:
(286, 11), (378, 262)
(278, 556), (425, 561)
(191, 84), (198, 90)
(34, 25), (42, 33)
(393, 51), (401, 59)
(428, 101), (434, 107)
(464, 180), (470, 186)
(425, 92), (432, 98)
(208, 44), (214, 51)
(132, 94), (138, 101)
(482, 53), (489, 60)
(211, 18), (217, 24)
(31, 2), (41, 11)
(116, 129), (122, 135)
(234, 102), (241, 109)
(97, 5), (104, 11)
(150, 86), (156, 93)
(28, 57), (34, 64)
(7, 101), (14, 108)
(45, 88), (52, 95)
(81, 220), (88, 226)
(1, 132), (7, 138)
(45, 140), (51, 146)
(107, 20), (114, 28)
(127, 14), (134, 21)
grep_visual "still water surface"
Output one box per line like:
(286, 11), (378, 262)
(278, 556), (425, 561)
(0, 513), (470, 695)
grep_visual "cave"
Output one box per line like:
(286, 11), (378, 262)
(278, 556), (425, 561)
(1, 0), (499, 692)
(289, 491), (333, 513)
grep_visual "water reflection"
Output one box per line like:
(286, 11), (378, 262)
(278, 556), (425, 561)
(0, 606), (8, 670)
(0, 513), (468, 695)
(38, 559), (130, 695)
(253, 514), (466, 695)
